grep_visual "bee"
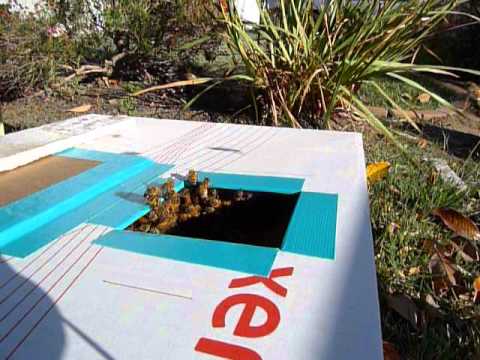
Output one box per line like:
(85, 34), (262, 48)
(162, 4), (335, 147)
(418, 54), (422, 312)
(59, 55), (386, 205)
(162, 178), (175, 198)
(197, 178), (210, 201)
(169, 191), (181, 212)
(144, 185), (161, 207)
(138, 223), (151, 233)
(178, 212), (191, 222)
(205, 206), (215, 214)
(207, 188), (222, 209)
(150, 226), (161, 235)
(181, 189), (193, 209)
(148, 210), (160, 223)
(137, 216), (150, 225)
(234, 190), (245, 202)
(186, 170), (198, 188)
(186, 204), (201, 218)
(157, 213), (177, 233)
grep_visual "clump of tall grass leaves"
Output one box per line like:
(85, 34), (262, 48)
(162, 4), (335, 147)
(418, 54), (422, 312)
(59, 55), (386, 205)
(217, 0), (480, 144)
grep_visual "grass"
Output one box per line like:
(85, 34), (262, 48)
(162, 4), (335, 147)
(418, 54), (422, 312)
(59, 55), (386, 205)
(359, 77), (442, 110)
(367, 135), (480, 358)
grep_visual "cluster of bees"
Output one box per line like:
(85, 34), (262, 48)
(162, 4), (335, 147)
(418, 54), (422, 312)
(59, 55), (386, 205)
(131, 170), (251, 234)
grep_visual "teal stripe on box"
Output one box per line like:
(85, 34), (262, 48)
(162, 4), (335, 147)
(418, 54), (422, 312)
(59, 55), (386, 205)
(282, 192), (338, 260)
(90, 176), (182, 230)
(58, 148), (135, 163)
(0, 148), (172, 257)
(0, 164), (171, 257)
(94, 230), (278, 276)
(198, 172), (304, 194)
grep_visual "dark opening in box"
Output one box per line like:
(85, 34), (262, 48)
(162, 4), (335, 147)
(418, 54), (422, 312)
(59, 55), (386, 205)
(167, 189), (299, 248)
(131, 188), (300, 249)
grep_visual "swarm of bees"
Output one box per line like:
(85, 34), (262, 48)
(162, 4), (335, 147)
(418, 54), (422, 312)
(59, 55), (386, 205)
(131, 170), (251, 234)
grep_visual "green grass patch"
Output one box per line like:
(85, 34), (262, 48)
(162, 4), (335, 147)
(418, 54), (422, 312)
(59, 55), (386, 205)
(367, 137), (480, 359)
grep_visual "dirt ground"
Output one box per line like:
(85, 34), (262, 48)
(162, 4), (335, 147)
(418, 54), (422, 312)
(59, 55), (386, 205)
(1, 76), (479, 162)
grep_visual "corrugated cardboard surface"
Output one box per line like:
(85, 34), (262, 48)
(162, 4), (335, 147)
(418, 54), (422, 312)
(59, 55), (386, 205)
(0, 155), (99, 206)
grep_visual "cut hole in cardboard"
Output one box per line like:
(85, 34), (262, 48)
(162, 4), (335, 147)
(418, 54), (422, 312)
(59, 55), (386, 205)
(133, 189), (300, 249)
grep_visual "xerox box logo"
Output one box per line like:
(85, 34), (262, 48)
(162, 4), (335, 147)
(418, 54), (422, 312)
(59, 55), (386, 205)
(195, 267), (294, 359)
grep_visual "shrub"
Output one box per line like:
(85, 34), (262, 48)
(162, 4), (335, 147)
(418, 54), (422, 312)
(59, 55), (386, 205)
(51, 0), (171, 57)
(218, 0), (479, 142)
(0, 6), (79, 100)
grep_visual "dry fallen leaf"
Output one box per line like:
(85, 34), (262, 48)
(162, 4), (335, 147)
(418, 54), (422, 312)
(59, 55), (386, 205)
(439, 255), (457, 286)
(417, 93), (431, 104)
(432, 208), (480, 242)
(408, 266), (421, 276)
(388, 222), (400, 235)
(423, 239), (436, 254)
(425, 294), (440, 309)
(429, 253), (458, 296)
(451, 238), (479, 262)
(366, 161), (391, 185)
(67, 104), (92, 113)
(383, 341), (401, 360)
(387, 294), (419, 329)
(473, 277), (480, 304)
(418, 138), (429, 149)
(473, 87), (480, 100)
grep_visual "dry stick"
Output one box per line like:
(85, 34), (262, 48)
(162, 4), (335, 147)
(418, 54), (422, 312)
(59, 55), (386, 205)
(35, 52), (129, 96)
(132, 78), (213, 97)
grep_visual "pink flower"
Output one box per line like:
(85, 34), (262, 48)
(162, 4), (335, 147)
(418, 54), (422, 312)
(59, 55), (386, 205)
(46, 24), (66, 38)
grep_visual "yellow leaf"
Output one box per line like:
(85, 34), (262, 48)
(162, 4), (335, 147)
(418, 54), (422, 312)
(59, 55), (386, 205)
(418, 138), (429, 149)
(417, 93), (431, 104)
(473, 88), (480, 100)
(473, 276), (480, 304)
(408, 266), (421, 276)
(67, 104), (92, 113)
(366, 161), (391, 185)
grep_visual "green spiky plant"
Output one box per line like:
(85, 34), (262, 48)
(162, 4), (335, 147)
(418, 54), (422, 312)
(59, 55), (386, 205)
(132, 0), (480, 150)
(218, 0), (479, 141)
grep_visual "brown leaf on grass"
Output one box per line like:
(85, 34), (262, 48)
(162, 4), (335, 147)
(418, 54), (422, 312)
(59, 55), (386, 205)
(440, 255), (457, 286)
(432, 208), (480, 242)
(473, 277), (480, 304)
(425, 294), (440, 309)
(451, 238), (479, 262)
(428, 253), (458, 295)
(422, 294), (442, 323)
(387, 294), (420, 329)
(423, 239), (436, 254)
(417, 93), (431, 104)
(366, 161), (390, 185)
(383, 341), (401, 360)
(67, 104), (92, 113)
(388, 222), (400, 235)
(418, 138), (429, 149)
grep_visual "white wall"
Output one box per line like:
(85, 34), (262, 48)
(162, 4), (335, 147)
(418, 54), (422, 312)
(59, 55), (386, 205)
(0, 0), (42, 12)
